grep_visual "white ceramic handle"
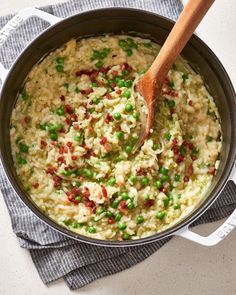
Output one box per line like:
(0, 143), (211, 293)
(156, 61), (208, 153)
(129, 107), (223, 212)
(176, 165), (236, 246)
(0, 7), (62, 83)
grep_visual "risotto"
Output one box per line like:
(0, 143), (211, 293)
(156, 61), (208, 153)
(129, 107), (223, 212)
(10, 35), (222, 240)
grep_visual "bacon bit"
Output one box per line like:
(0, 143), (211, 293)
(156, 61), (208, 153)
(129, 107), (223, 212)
(72, 186), (80, 196)
(83, 187), (90, 198)
(90, 150), (96, 157)
(188, 100), (193, 106)
(65, 104), (73, 114)
(53, 175), (62, 188)
(24, 116), (31, 124)
(120, 200), (127, 209)
(191, 155), (197, 161)
(144, 199), (155, 208)
(83, 145), (89, 151)
(84, 112), (90, 120)
(83, 153), (90, 159)
(116, 89), (122, 95)
(105, 113), (113, 124)
(88, 126), (94, 133)
(182, 140), (188, 146)
(89, 70), (99, 82)
(209, 167), (216, 175)
(188, 143), (194, 150)
(184, 176), (189, 182)
(101, 185), (108, 198)
(111, 70), (118, 77)
(121, 62), (131, 71)
(57, 156), (66, 164)
(86, 200), (95, 208)
(106, 93), (112, 99)
(115, 125), (121, 131)
(67, 195), (74, 202)
(46, 167), (56, 174)
(70, 114), (78, 122)
(100, 136), (107, 145)
(40, 140), (47, 147)
(172, 138), (178, 146)
(66, 142), (72, 147)
(187, 164), (194, 176)
(59, 127), (66, 133)
(108, 217), (115, 224)
(99, 67), (110, 74)
(164, 78), (170, 85)
(161, 187), (168, 194)
(73, 124), (80, 130)
(71, 155), (77, 161)
(110, 82), (117, 89)
(66, 118), (72, 125)
(172, 147), (179, 155)
(104, 142), (111, 152)
(85, 88), (94, 95)
(32, 182), (39, 189)
(60, 95), (65, 101)
(80, 90), (86, 95)
(176, 155), (185, 163)
(136, 167), (147, 176)
(59, 145), (68, 154)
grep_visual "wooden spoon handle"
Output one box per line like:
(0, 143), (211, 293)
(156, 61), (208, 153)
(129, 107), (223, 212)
(148, 0), (215, 86)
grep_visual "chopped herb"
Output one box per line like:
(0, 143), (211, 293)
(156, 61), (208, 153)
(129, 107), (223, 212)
(182, 73), (189, 82)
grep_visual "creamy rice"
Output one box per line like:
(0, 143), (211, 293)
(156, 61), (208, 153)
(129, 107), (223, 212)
(10, 35), (222, 240)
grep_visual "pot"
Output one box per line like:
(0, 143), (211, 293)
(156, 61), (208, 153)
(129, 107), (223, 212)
(0, 7), (235, 247)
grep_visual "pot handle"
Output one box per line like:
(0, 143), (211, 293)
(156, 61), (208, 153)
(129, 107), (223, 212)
(0, 7), (62, 83)
(175, 165), (236, 246)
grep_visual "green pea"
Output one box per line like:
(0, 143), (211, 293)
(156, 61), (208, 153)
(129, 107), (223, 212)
(89, 108), (95, 114)
(136, 215), (144, 224)
(55, 57), (64, 64)
(124, 80), (132, 88)
(61, 170), (71, 177)
(84, 169), (93, 179)
(39, 123), (47, 130)
(122, 69), (129, 76)
(207, 136), (213, 142)
(141, 177), (149, 186)
(118, 222), (127, 230)
(116, 131), (124, 139)
(114, 156), (123, 162)
(56, 106), (65, 116)
(144, 195), (150, 200)
(122, 90), (131, 99)
(19, 143), (29, 153)
(156, 211), (166, 220)
(63, 83), (69, 89)
(121, 192), (129, 200)
(167, 100), (175, 108)
(97, 207), (105, 215)
(192, 147), (200, 156)
(125, 103), (133, 112)
(169, 80), (175, 90)
(154, 180), (162, 189)
(180, 146), (187, 155)
(163, 198), (169, 207)
(174, 174), (181, 181)
(92, 97), (100, 105)
(115, 214), (122, 222)
(126, 49), (133, 56)
(117, 80), (125, 87)
(105, 211), (114, 218)
(114, 112), (121, 120)
(161, 174), (169, 182)
(75, 87), (80, 93)
(125, 145), (132, 154)
(173, 204), (181, 210)
(50, 132), (58, 141)
(123, 233), (130, 240)
(143, 42), (152, 48)
(127, 201), (135, 209)
(129, 175), (137, 185)
(16, 153), (27, 165)
(152, 143), (158, 150)
(111, 200), (119, 208)
(21, 91), (29, 101)
(95, 60), (103, 68)
(119, 39), (127, 48)
(56, 64), (64, 72)
(87, 226), (96, 234)
(74, 135), (82, 142)
(75, 196), (81, 202)
(164, 132), (171, 141)
(132, 112), (139, 119)
(159, 167), (169, 175)
(107, 177), (116, 186)
(182, 73), (189, 82)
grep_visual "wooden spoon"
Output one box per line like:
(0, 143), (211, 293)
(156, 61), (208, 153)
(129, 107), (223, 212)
(134, 0), (215, 151)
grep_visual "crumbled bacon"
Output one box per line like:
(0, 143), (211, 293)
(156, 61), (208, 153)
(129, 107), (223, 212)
(105, 113), (113, 124)
(101, 185), (108, 198)
(100, 136), (107, 145)
(32, 182), (39, 189)
(172, 138), (178, 146)
(108, 217), (115, 224)
(66, 142), (72, 147)
(65, 104), (73, 114)
(60, 95), (65, 101)
(184, 176), (189, 182)
(66, 118), (71, 125)
(53, 175), (62, 188)
(120, 200), (127, 209)
(23, 116), (31, 124)
(57, 156), (66, 164)
(82, 187), (90, 198)
(70, 114), (78, 122)
(40, 140), (47, 147)
(188, 100), (193, 106)
(73, 124), (80, 130)
(176, 155), (185, 163)
(46, 167), (56, 174)
(116, 89), (121, 95)
(71, 155), (77, 161)
(144, 199), (155, 208)
(72, 186), (80, 196)
(209, 167), (216, 175)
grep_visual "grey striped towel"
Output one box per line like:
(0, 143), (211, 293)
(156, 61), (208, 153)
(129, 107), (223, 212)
(0, 0), (235, 290)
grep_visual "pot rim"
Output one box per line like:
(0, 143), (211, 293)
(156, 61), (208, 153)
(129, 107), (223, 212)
(0, 7), (235, 247)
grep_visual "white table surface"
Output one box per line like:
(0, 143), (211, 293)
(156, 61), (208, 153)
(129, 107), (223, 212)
(0, 1), (235, 294)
